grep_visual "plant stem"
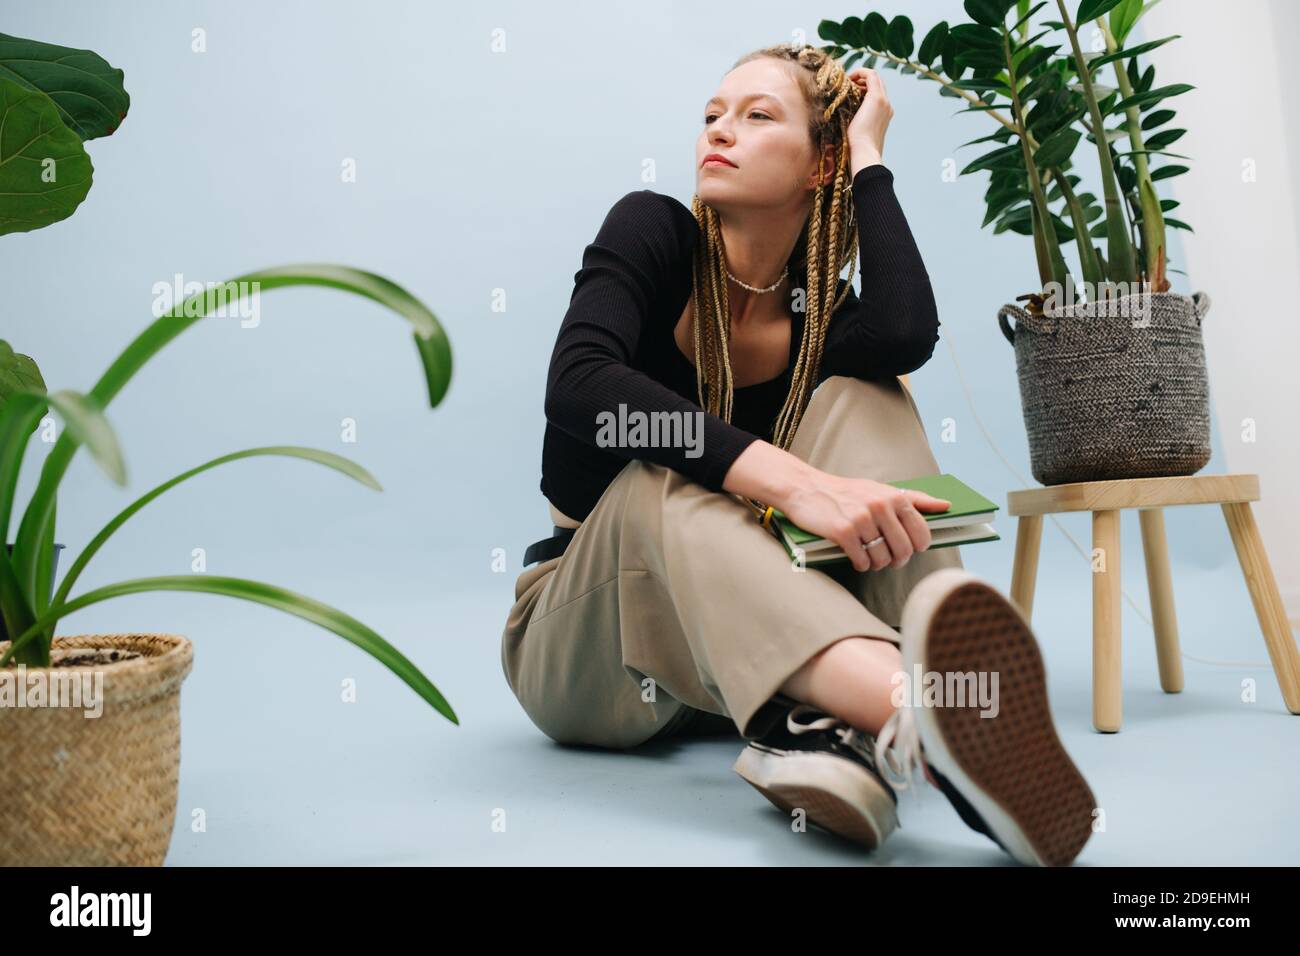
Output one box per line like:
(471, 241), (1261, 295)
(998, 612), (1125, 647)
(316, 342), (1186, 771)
(1003, 28), (1068, 288)
(1100, 19), (1166, 289)
(1050, 167), (1104, 286)
(1054, 0), (1137, 286)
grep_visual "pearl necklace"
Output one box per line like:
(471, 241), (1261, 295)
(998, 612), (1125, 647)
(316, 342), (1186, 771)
(724, 264), (788, 294)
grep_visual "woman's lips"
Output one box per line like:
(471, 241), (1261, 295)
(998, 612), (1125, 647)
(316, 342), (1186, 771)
(702, 158), (736, 168)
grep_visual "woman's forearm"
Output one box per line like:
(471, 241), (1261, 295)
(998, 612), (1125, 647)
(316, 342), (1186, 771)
(720, 440), (817, 509)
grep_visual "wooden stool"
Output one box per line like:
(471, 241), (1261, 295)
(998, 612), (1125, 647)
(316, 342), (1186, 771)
(1006, 474), (1300, 732)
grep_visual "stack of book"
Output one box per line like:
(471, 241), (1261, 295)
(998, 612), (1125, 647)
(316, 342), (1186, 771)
(753, 473), (1000, 567)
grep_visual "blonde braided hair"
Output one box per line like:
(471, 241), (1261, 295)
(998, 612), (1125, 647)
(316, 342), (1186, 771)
(689, 44), (865, 463)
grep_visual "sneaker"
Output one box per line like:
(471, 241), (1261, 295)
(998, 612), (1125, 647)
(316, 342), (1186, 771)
(732, 701), (903, 848)
(892, 567), (1099, 867)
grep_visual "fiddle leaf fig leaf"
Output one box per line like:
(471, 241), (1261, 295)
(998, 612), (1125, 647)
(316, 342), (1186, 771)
(0, 340), (46, 430)
(0, 32), (129, 141)
(0, 76), (94, 236)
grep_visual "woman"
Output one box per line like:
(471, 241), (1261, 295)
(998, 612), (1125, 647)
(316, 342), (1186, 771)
(501, 44), (1096, 866)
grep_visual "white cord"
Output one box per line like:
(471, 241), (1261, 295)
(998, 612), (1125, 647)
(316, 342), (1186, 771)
(939, 327), (1277, 671)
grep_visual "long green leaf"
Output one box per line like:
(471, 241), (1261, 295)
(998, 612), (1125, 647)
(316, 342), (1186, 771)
(0, 393), (47, 547)
(52, 446), (381, 610)
(11, 264), (453, 612)
(0, 538), (39, 665)
(0, 387), (124, 547)
(0, 575), (458, 724)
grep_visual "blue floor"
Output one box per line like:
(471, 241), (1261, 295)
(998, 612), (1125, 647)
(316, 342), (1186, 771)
(143, 559), (1299, 866)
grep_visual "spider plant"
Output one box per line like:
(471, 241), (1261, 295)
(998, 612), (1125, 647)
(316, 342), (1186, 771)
(817, 0), (1193, 298)
(0, 265), (457, 725)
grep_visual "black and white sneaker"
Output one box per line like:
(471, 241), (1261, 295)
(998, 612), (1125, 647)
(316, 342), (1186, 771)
(733, 700), (904, 848)
(897, 567), (1099, 867)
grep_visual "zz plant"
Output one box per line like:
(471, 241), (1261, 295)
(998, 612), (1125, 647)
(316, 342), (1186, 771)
(818, 0), (1192, 301)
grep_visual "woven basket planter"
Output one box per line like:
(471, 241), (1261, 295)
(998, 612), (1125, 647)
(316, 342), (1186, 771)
(997, 290), (1213, 486)
(0, 633), (193, 865)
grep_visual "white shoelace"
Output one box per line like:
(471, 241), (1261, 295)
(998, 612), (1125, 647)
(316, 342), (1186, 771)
(787, 703), (928, 796)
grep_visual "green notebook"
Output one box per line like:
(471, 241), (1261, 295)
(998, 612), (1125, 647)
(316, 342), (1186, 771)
(764, 473), (1000, 567)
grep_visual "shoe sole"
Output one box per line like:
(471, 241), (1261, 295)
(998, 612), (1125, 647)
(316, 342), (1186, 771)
(733, 745), (899, 848)
(900, 568), (1098, 867)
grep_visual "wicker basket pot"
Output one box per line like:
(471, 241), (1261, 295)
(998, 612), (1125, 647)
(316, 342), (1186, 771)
(0, 633), (193, 865)
(997, 290), (1212, 486)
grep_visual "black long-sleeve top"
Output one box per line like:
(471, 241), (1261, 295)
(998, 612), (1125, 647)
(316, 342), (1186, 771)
(539, 163), (940, 523)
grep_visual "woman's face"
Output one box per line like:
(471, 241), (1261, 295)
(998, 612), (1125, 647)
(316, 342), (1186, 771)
(696, 58), (824, 210)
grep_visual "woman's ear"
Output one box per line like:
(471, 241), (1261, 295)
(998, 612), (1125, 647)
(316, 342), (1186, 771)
(806, 143), (838, 190)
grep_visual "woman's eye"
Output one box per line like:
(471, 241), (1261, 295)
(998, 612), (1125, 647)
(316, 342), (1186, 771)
(703, 111), (770, 123)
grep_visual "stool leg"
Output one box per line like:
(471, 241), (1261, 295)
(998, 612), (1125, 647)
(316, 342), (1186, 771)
(1093, 509), (1122, 733)
(1010, 514), (1043, 619)
(1138, 508), (1184, 693)
(1221, 501), (1300, 714)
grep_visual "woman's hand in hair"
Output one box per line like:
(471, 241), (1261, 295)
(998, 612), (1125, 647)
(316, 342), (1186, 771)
(845, 67), (893, 176)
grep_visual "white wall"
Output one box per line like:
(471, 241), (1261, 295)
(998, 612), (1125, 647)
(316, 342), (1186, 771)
(1144, 0), (1300, 625)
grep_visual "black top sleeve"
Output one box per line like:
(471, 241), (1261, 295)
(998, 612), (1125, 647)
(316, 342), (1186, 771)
(818, 163), (941, 381)
(542, 190), (762, 492)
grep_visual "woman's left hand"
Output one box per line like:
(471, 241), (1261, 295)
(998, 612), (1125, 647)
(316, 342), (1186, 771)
(846, 67), (893, 172)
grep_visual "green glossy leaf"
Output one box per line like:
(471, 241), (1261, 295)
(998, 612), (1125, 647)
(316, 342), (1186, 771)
(941, 34), (962, 78)
(1078, 0), (1125, 22)
(817, 20), (846, 44)
(1015, 45), (1057, 76)
(1033, 127), (1082, 167)
(1109, 0), (1144, 43)
(948, 78), (1013, 94)
(841, 16), (866, 48)
(965, 0), (1015, 26)
(886, 16), (915, 58)
(1143, 127), (1186, 150)
(0, 575), (458, 724)
(1086, 34), (1179, 72)
(954, 49), (1008, 72)
(1164, 217), (1192, 232)
(1112, 82), (1193, 113)
(961, 143), (1024, 175)
(1012, 1), (1049, 33)
(1142, 108), (1176, 130)
(918, 22), (949, 66)
(960, 128), (1017, 149)
(1149, 164), (1189, 181)
(0, 32), (129, 140)
(0, 76), (93, 236)
(863, 12), (890, 49)
(950, 23), (1002, 49)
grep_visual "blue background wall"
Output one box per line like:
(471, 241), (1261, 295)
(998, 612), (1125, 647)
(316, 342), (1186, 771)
(4, 1), (1287, 864)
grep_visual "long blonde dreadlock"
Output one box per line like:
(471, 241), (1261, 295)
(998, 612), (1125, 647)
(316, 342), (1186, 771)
(689, 44), (865, 472)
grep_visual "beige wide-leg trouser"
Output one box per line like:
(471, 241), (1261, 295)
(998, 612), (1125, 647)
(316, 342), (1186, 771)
(501, 374), (964, 749)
